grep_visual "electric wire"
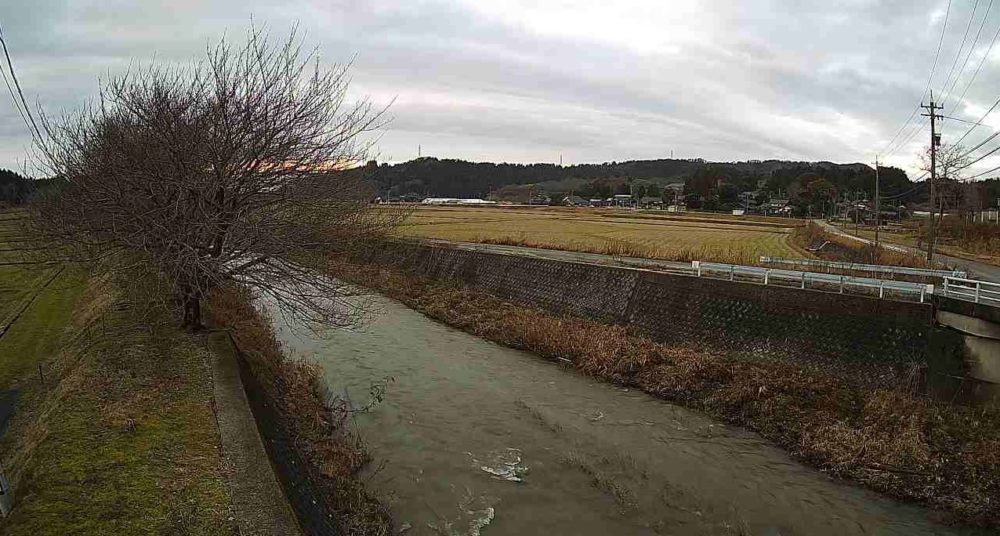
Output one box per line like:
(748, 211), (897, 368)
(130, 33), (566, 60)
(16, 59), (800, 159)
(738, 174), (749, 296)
(939, 0), (983, 105)
(881, 0), (954, 156)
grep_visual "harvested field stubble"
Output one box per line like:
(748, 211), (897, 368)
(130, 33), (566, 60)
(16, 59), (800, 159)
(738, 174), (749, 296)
(402, 206), (806, 264)
(328, 256), (1000, 527)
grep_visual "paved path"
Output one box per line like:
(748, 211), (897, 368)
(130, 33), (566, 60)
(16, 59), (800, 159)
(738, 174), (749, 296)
(207, 332), (301, 536)
(421, 238), (694, 272)
(814, 220), (1000, 283)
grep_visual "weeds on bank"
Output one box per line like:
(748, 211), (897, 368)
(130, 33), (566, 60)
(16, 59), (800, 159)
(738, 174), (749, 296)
(476, 235), (778, 266)
(0, 274), (232, 535)
(793, 222), (934, 270)
(329, 257), (1000, 527)
(206, 288), (392, 536)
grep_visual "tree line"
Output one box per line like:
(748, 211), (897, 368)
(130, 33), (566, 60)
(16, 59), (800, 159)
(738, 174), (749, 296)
(361, 156), (926, 213)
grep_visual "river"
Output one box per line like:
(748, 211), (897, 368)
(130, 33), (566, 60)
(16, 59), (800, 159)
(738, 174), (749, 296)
(266, 291), (979, 536)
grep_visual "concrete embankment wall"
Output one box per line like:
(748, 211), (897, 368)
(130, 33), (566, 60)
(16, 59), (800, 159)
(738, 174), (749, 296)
(375, 244), (956, 369)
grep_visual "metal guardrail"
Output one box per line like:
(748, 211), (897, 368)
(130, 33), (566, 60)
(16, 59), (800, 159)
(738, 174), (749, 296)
(759, 256), (966, 279)
(694, 261), (934, 303)
(941, 276), (1000, 306)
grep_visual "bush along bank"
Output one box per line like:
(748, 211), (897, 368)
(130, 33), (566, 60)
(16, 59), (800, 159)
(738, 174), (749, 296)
(206, 288), (391, 536)
(326, 255), (1000, 528)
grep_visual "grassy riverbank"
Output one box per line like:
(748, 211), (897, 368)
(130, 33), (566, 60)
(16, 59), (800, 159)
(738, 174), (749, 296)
(0, 209), (233, 534)
(0, 274), (233, 535)
(328, 256), (1000, 528)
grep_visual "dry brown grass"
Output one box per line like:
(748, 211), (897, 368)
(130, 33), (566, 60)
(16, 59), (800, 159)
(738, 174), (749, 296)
(403, 205), (804, 264)
(794, 222), (936, 270)
(328, 256), (1000, 527)
(205, 288), (392, 536)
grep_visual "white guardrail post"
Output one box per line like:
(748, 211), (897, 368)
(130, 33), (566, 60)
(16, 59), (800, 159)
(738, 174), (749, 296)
(976, 281), (981, 303)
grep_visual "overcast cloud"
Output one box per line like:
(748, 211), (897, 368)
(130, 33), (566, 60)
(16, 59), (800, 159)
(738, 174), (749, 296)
(2, 0), (1000, 178)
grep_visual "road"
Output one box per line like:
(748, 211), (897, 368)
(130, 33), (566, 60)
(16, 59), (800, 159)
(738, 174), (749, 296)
(420, 238), (695, 272)
(814, 220), (1000, 283)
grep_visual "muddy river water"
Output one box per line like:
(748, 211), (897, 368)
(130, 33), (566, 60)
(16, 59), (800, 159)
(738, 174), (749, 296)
(267, 292), (980, 536)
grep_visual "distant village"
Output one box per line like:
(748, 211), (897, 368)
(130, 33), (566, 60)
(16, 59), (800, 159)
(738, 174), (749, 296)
(379, 183), (1000, 224)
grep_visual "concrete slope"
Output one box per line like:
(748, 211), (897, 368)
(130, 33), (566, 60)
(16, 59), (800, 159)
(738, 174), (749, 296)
(208, 333), (301, 536)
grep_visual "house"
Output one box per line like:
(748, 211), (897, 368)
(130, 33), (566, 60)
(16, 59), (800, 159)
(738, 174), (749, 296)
(561, 195), (589, 207)
(639, 196), (662, 208)
(611, 194), (634, 207)
(762, 198), (791, 215)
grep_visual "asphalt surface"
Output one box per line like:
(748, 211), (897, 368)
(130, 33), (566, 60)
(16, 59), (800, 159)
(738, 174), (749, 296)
(421, 238), (694, 272)
(814, 220), (1000, 283)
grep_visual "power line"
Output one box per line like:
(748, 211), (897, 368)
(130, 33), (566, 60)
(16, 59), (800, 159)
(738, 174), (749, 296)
(939, 0), (983, 105)
(0, 22), (43, 145)
(950, 6), (1000, 120)
(882, 106), (922, 157)
(942, 114), (987, 125)
(954, 95), (1000, 145)
(885, 116), (929, 158)
(967, 162), (1000, 179)
(881, 177), (930, 201)
(957, 140), (1000, 171)
(880, 0), (954, 156)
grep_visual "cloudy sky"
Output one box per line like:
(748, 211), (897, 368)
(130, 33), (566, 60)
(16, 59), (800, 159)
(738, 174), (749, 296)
(3, 0), (1000, 179)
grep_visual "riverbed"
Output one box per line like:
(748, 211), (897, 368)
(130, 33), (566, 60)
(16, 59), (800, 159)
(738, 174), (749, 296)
(267, 292), (978, 536)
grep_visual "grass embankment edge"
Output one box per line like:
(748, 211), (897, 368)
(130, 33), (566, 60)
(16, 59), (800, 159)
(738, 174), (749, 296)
(206, 288), (392, 536)
(0, 272), (233, 535)
(327, 256), (1000, 528)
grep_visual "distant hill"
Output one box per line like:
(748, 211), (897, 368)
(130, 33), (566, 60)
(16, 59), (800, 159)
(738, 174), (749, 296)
(0, 169), (61, 206)
(360, 157), (915, 207)
(0, 168), (34, 205)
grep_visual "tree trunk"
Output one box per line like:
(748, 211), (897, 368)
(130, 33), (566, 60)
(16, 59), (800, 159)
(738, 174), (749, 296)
(181, 291), (203, 332)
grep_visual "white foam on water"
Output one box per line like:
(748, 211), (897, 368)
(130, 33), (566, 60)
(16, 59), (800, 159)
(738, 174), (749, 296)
(470, 448), (529, 483)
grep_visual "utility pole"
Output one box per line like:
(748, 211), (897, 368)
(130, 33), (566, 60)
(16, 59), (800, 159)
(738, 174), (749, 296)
(874, 156), (880, 255)
(921, 94), (944, 262)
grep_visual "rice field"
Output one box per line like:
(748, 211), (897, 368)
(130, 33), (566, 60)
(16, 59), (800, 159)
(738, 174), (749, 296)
(400, 206), (808, 264)
(0, 210), (50, 326)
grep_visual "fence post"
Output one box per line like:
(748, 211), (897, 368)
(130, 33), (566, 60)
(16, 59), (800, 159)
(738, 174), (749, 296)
(839, 275), (844, 293)
(0, 461), (11, 517)
(976, 282), (981, 303)
(944, 278), (949, 297)
(879, 280), (885, 299)
(764, 269), (770, 285)
(800, 271), (806, 289)
(730, 265), (734, 282)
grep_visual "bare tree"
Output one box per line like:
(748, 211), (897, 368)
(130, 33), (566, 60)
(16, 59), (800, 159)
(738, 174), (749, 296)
(919, 143), (971, 258)
(31, 26), (404, 330)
